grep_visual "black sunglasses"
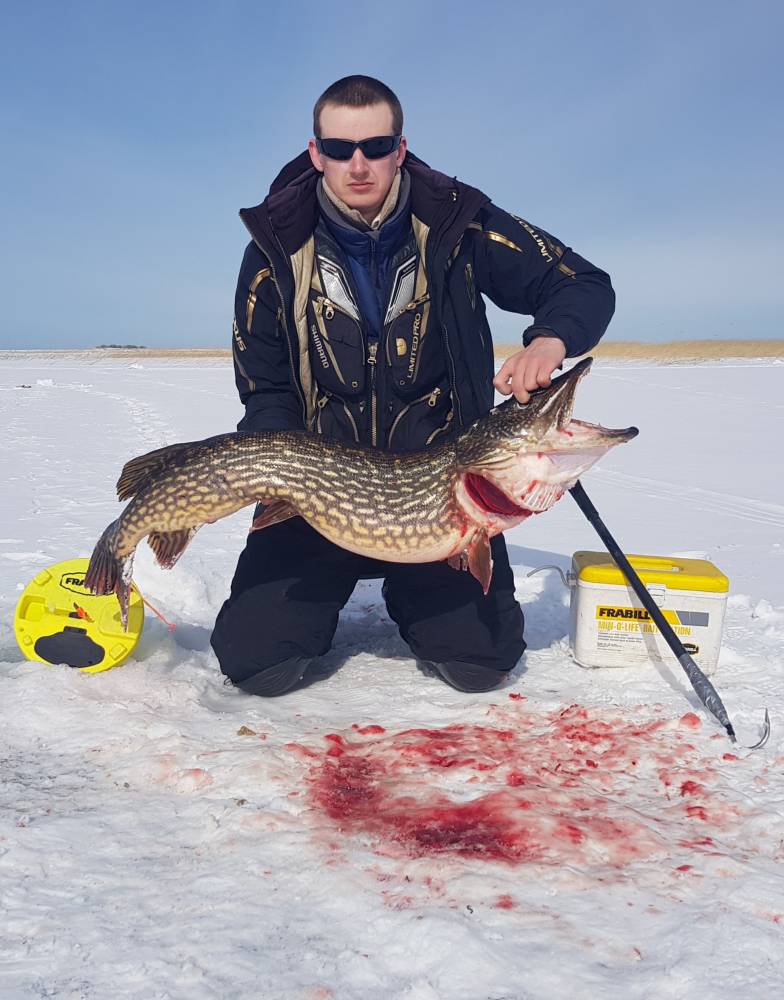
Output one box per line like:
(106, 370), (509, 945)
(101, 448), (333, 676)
(315, 135), (402, 161)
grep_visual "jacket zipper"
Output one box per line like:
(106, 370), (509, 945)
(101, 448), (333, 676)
(367, 341), (378, 446)
(425, 406), (454, 445)
(435, 188), (469, 428)
(314, 390), (331, 433)
(314, 292), (370, 444)
(342, 402), (360, 442)
(385, 292), (433, 366)
(314, 294), (357, 323)
(441, 316), (462, 427)
(370, 240), (378, 289)
(313, 389), (359, 442)
(404, 293), (431, 312)
(259, 235), (308, 426)
(387, 386), (442, 447)
(464, 261), (486, 355)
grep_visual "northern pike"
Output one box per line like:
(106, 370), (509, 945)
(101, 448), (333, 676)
(85, 357), (637, 627)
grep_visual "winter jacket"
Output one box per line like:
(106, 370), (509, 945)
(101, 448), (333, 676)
(316, 170), (413, 338)
(231, 149), (615, 451)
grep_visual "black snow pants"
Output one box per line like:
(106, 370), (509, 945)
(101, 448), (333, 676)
(210, 515), (525, 695)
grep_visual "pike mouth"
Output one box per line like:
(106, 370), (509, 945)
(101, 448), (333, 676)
(464, 473), (529, 518)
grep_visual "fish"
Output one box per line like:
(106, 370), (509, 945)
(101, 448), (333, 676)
(84, 357), (637, 628)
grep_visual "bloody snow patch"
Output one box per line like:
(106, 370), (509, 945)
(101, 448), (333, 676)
(293, 705), (745, 872)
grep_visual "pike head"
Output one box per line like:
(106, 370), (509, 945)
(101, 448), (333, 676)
(454, 357), (638, 533)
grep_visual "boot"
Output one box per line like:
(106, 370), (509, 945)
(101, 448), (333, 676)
(432, 660), (508, 693)
(232, 655), (313, 697)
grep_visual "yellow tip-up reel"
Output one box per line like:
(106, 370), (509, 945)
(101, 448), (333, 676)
(14, 558), (144, 673)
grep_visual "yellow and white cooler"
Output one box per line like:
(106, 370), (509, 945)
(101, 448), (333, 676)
(569, 551), (729, 674)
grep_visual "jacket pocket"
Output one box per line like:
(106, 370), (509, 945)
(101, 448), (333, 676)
(385, 293), (446, 400)
(386, 380), (455, 452)
(465, 260), (477, 313)
(311, 389), (362, 443)
(308, 293), (366, 398)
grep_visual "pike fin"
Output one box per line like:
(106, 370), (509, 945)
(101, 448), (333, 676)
(147, 527), (200, 569)
(447, 532), (494, 594)
(250, 500), (298, 533)
(84, 520), (134, 630)
(117, 443), (192, 500)
(468, 530), (493, 595)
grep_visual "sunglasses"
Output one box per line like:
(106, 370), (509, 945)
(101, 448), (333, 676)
(315, 135), (402, 161)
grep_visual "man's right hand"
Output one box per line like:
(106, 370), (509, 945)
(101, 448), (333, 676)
(493, 336), (567, 404)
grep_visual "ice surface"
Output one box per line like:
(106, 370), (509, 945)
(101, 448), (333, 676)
(1, 355), (782, 999)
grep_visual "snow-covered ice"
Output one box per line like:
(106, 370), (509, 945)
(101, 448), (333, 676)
(1, 354), (782, 999)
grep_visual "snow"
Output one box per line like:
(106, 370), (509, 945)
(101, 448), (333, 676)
(1, 354), (783, 1000)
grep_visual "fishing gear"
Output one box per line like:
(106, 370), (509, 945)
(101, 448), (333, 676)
(569, 481), (770, 749)
(14, 557), (145, 672)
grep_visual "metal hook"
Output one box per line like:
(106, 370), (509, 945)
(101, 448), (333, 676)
(526, 565), (571, 587)
(738, 708), (771, 750)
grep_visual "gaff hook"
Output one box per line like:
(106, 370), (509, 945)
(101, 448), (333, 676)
(569, 480), (771, 749)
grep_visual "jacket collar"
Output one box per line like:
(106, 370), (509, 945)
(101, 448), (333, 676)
(316, 170), (412, 257)
(321, 170), (403, 231)
(239, 149), (490, 264)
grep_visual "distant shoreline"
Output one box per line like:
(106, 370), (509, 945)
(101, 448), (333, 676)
(1, 340), (783, 362)
(497, 339), (784, 361)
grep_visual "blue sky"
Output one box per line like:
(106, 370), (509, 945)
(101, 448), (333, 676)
(1, 0), (781, 348)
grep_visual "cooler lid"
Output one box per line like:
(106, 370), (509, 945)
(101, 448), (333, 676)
(572, 551), (729, 593)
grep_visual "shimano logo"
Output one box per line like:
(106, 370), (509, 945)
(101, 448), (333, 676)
(310, 323), (330, 369)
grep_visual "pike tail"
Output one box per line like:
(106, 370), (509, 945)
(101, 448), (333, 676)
(84, 520), (134, 630)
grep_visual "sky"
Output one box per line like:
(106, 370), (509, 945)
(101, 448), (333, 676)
(1, 0), (782, 349)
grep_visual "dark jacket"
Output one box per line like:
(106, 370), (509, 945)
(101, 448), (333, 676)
(231, 150), (615, 451)
(316, 170), (413, 337)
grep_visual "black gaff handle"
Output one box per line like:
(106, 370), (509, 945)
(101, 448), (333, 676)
(569, 480), (736, 741)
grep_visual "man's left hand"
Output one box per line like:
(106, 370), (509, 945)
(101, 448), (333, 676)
(493, 336), (567, 404)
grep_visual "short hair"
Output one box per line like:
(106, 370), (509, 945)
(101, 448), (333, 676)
(313, 75), (403, 137)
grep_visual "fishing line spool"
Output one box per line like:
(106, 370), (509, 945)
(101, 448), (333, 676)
(14, 558), (145, 672)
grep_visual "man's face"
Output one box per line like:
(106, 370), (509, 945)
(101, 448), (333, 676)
(308, 102), (407, 223)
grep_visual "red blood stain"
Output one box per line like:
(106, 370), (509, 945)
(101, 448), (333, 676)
(496, 894), (515, 909)
(508, 693), (525, 701)
(285, 743), (318, 760)
(559, 823), (585, 844)
(676, 865), (692, 872)
(296, 704), (745, 872)
(722, 754), (738, 762)
(680, 836), (714, 848)
(292, 702), (763, 889)
(679, 713), (702, 730)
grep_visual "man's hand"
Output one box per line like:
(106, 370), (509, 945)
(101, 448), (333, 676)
(493, 336), (567, 404)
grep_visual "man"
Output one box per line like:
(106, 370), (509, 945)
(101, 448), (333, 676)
(211, 76), (614, 697)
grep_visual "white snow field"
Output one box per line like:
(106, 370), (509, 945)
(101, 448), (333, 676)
(1, 354), (782, 1000)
